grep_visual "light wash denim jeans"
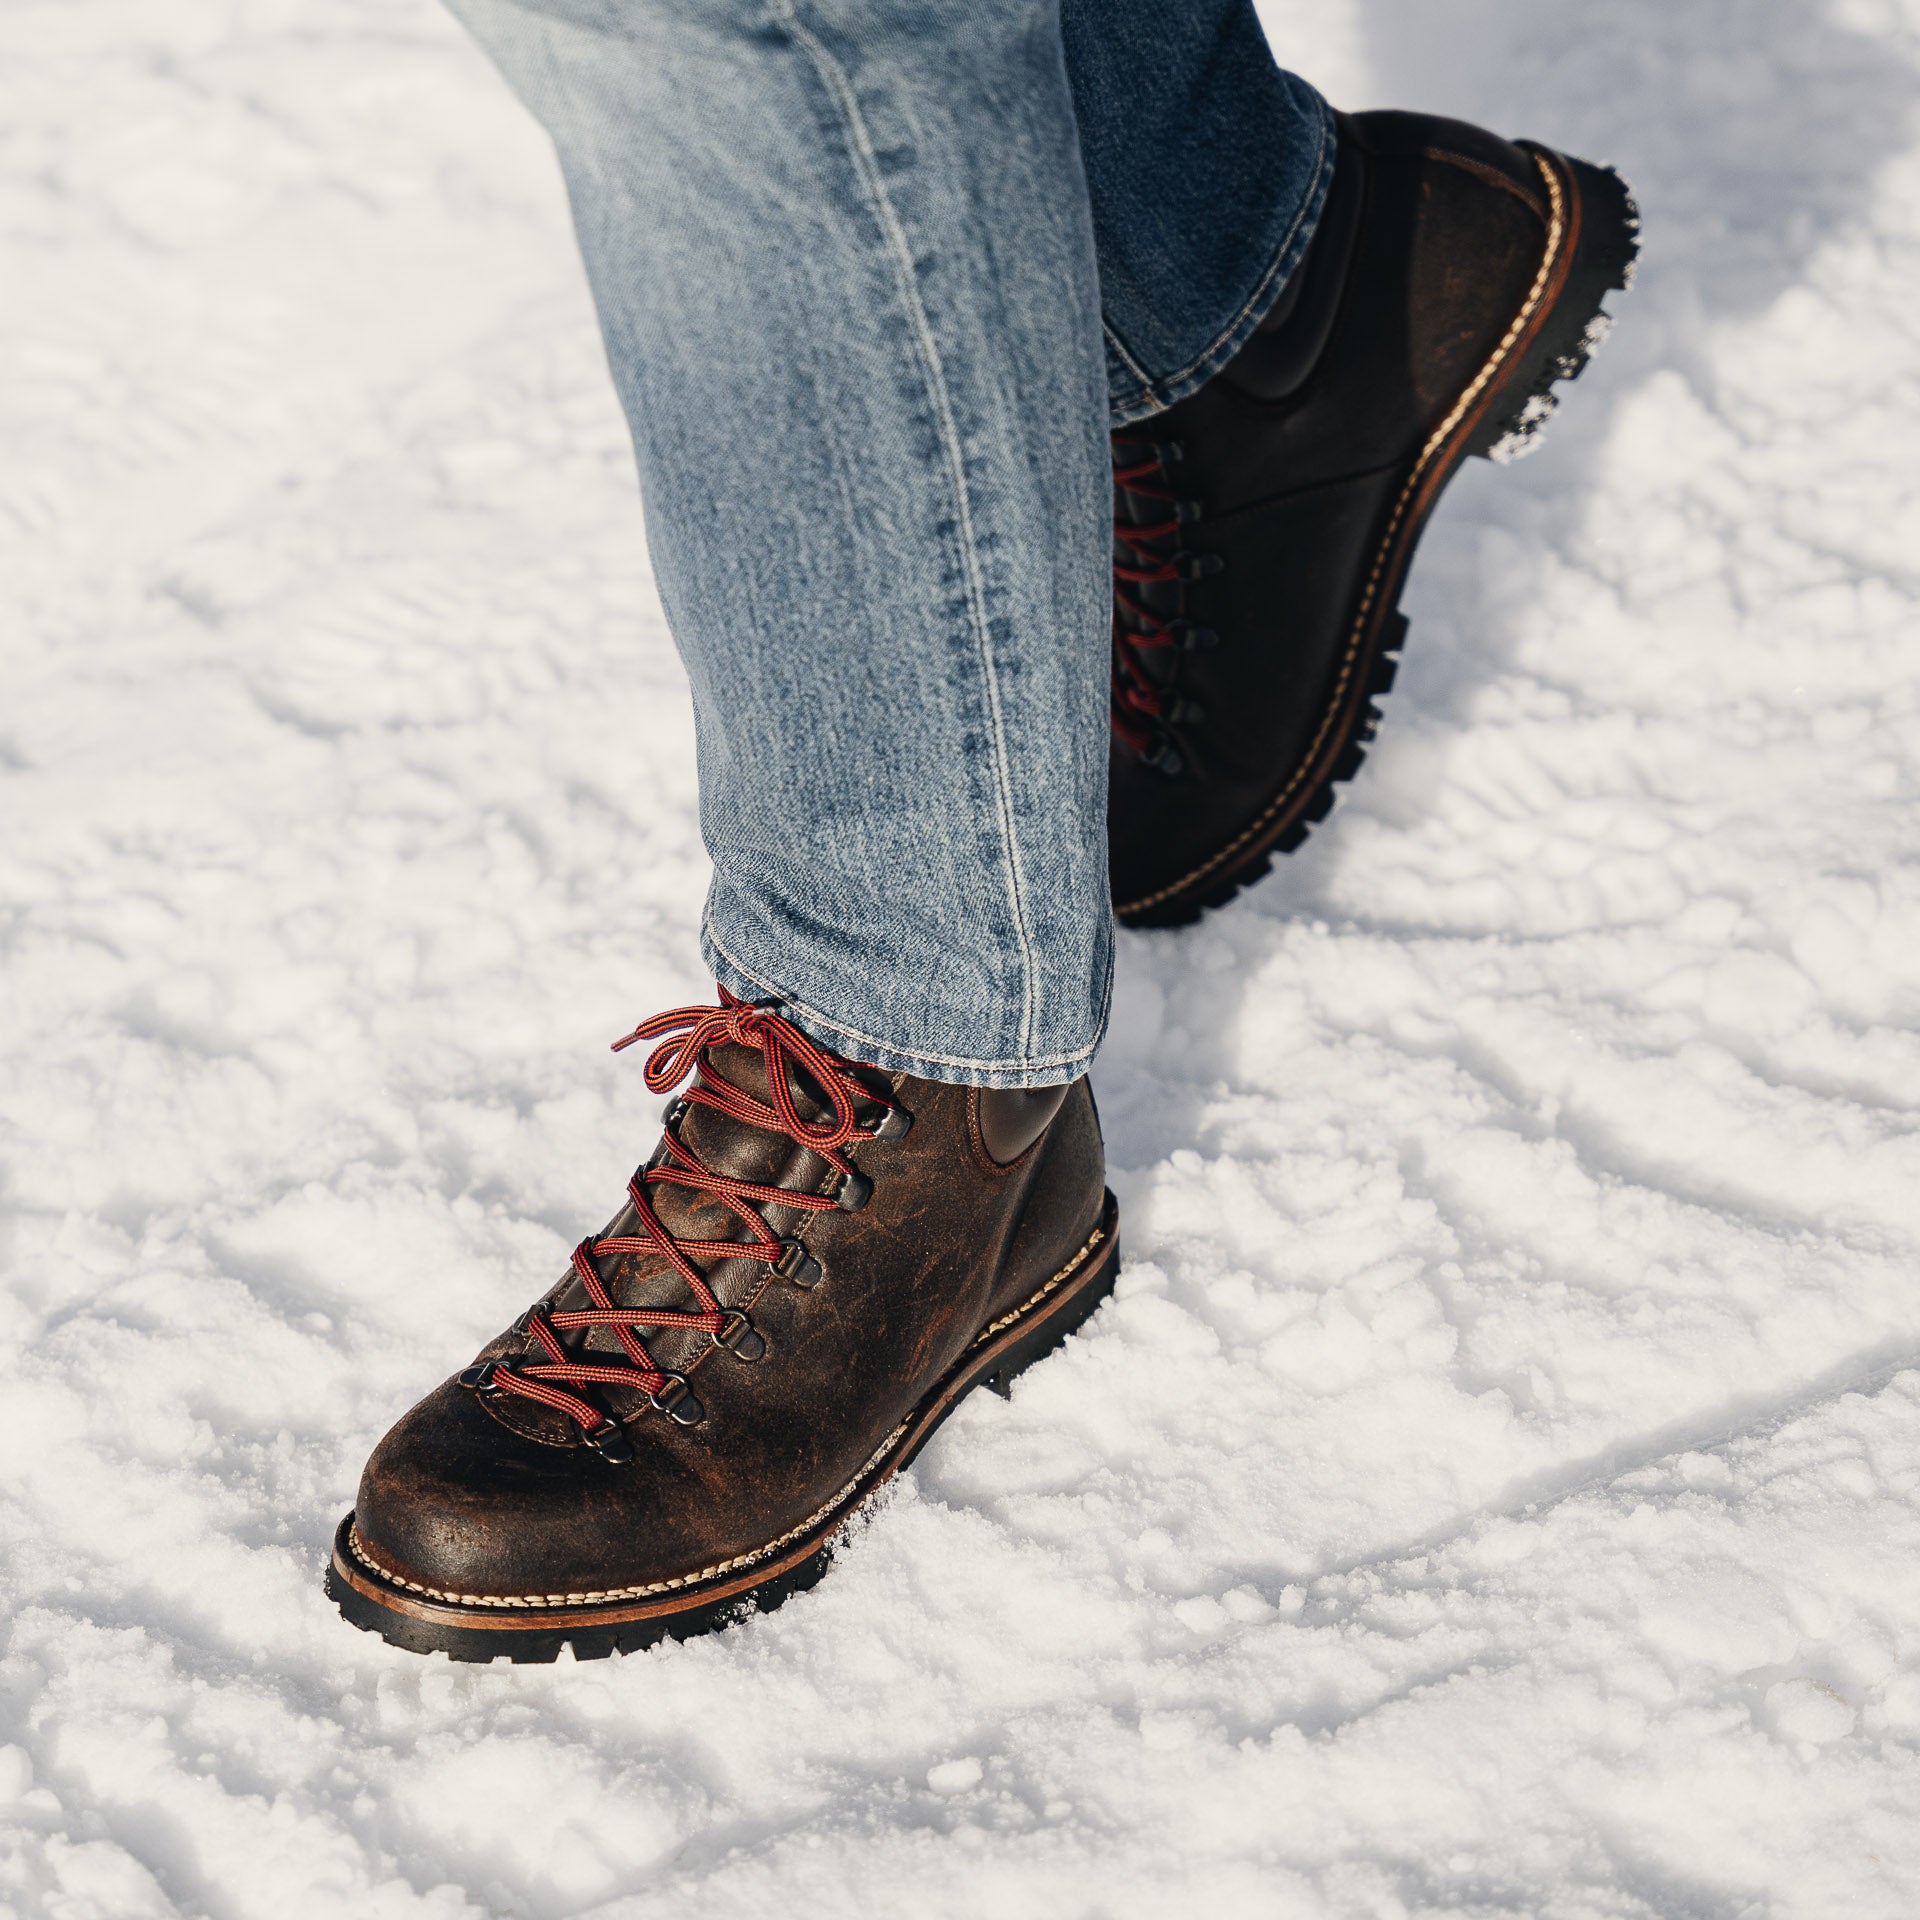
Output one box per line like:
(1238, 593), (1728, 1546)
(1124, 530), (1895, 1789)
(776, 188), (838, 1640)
(446, 0), (1331, 1085)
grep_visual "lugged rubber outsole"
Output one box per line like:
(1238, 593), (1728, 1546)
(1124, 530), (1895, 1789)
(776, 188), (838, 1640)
(1117, 149), (1640, 930)
(325, 1192), (1121, 1662)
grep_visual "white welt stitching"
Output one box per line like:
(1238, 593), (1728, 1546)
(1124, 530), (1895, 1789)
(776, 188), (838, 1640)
(348, 1217), (1114, 1610)
(349, 1426), (907, 1610)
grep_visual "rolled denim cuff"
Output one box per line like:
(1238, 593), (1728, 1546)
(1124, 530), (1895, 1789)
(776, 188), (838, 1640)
(1092, 78), (1338, 427)
(1104, 92), (1336, 424)
(704, 904), (1110, 1090)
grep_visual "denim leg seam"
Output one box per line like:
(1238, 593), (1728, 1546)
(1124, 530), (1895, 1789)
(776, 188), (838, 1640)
(1103, 95), (1336, 423)
(768, 0), (1042, 1058)
(705, 912), (1099, 1077)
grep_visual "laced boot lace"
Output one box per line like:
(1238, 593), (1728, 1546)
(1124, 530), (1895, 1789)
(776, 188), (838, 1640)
(461, 988), (908, 1461)
(1110, 433), (1222, 777)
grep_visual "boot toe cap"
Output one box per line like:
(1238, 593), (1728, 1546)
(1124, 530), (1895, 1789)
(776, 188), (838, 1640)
(350, 1379), (666, 1604)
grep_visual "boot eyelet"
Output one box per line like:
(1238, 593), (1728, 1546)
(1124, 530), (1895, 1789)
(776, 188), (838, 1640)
(775, 1238), (822, 1288)
(714, 1311), (767, 1362)
(836, 1170), (873, 1212)
(587, 1419), (634, 1463)
(870, 1104), (912, 1142)
(1175, 552), (1225, 581)
(459, 1361), (501, 1392)
(650, 1374), (705, 1426)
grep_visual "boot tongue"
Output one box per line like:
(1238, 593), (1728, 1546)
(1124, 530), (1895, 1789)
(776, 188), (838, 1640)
(696, 1037), (781, 1112)
(483, 1023), (892, 1440)
(694, 1035), (852, 1118)
(674, 1035), (844, 1166)
(537, 1037), (836, 1325)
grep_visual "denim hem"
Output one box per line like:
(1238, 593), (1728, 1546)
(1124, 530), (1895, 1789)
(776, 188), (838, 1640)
(1104, 92), (1338, 427)
(703, 917), (1107, 1089)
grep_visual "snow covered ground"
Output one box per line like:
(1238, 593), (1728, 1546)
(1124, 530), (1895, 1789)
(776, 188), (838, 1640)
(6, 0), (1920, 1913)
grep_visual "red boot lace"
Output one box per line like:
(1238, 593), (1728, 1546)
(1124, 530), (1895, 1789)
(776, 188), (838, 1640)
(469, 988), (901, 1455)
(1111, 434), (1212, 769)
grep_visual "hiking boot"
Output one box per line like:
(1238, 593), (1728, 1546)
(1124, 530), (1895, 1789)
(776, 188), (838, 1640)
(326, 990), (1117, 1660)
(1108, 109), (1639, 926)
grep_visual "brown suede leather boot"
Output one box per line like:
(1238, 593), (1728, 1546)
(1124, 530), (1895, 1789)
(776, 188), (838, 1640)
(327, 991), (1117, 1660)
(1109, 110), (1639, 926)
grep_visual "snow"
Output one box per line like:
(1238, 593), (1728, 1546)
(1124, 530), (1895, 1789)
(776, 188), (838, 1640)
(5, 0), (1920, 1913)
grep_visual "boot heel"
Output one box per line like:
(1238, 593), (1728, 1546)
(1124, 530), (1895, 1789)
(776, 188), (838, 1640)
(1468, 147), (1642, 463)
(974, 1205), (1122, 1401)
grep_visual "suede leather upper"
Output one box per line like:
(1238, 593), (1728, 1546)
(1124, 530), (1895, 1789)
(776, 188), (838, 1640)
(1108, 110), (1555, 920)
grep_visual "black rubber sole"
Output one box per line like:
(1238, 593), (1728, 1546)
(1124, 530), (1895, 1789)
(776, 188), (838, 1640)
(326, 1197), (1121, 1662)
(326, 1519), (837, 1662)
(1118, 151), (1640, 930)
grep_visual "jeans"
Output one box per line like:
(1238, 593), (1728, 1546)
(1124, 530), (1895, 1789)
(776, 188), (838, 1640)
(446, 0), (1331, 1085)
